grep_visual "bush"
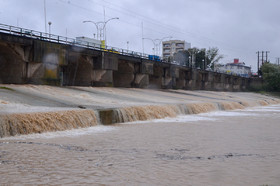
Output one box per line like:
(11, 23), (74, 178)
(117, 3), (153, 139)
(261, 63), (280, 91)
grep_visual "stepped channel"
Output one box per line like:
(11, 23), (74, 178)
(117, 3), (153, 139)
(1, 84), (279, 137)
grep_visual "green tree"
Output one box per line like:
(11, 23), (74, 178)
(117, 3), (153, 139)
(188, 47), (223, 70)
(261, 62), (280, 91)
(173, 47), (224, 69)
(206, 47), (224, 70)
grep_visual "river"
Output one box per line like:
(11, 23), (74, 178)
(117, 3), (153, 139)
(1, 104), (280, 185)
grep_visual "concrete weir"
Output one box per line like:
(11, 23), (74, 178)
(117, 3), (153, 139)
(0, 31), (258, 91)
(1, 85), (280, 137)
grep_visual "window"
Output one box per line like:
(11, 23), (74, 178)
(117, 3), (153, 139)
(164, 49), (171, 53)
(163, 44), (170, 48)
(176, 43), (184, 47)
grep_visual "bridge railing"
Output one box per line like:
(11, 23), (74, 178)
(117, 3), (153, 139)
(0, 23), (156, 61)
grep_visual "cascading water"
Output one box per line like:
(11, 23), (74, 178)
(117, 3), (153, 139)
(1, 85), (280, 137)
(112, 99), (280, 124)
(0, 110), (98, 137)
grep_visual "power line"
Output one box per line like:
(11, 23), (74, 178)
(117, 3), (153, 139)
(57, 0), (251, 58)
(88, 0), (248, 54)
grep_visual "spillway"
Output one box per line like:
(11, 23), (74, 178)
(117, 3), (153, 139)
(1, 84), (279, 137)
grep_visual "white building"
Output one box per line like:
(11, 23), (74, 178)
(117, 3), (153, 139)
(162, 40), (191, 59)
(217, 59), (251, 77)
(75, 36), (103, 48)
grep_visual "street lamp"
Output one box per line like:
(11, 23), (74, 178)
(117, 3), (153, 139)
(184, 50), (193, 68)
(143, 36), (172, 56)
(48, 21), (52, 39)
(83, 17), (119, 45)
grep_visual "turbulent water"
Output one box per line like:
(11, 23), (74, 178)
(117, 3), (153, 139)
(0, 105), (280, 185)
(1, 85), (279, 137)
(1, 85), (280, 185)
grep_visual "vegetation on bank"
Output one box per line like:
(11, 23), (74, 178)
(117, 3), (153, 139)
(250, 62), (280, 97)
(0, 86), (14, 91)
(257, 91), (280, 98)
(261, 62), (280, 91)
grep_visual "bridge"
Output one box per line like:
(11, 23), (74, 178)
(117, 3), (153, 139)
(0, 23), (260, 91)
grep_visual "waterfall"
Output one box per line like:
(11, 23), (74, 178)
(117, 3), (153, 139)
(0, 110), (98, 137)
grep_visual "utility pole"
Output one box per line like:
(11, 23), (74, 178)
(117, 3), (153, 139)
(141, 22), (144, 55)
(276, 57), (280, 66)
(257, 51), (260, 75)
(265, 51), (270, 63)
(261, 51), (264, 65)
(257, 51), (270, 75)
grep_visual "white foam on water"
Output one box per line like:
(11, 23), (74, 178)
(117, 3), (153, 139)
(243, 104), (280, 112)
(200, 110), (258, 117)
(0, 125), (117, 140)
(123, 108), (263, 125)
(123, 114), (217, 125)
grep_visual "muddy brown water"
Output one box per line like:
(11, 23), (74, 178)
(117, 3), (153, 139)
(1, 105), (280, 185)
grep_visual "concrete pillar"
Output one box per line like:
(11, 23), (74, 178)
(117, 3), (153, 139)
(93, 70), (113, 86)
(0, 43), (26, 84)
(149, 64), (163, 89)
(113, 60), (134, 87)
(224, 75), (233, 91)
(162, 67), (172, 89)
(204, 71), (213, 90)
(176, 69), (187, 89)
(232, 77), (241, 91)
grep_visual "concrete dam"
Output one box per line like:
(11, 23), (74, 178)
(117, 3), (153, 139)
(1, 23), (276, 138)
(0, 23), (260, 91)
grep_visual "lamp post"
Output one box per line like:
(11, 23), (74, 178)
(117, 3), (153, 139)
(44, 0), (47, 33)
(143, 36), (172, 56)
(184, 50), (193, 68)
(48, 21), (52, 39)
(83, 17), (119, 45)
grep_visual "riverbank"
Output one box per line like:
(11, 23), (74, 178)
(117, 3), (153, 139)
(1, 84), (280, 137)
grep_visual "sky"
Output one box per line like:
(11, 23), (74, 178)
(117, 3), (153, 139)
(0, 0), (279, 72)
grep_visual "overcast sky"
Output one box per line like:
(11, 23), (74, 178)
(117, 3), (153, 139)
(0, 0), (279, 72)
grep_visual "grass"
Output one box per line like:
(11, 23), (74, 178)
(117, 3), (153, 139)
(0, 86), (14, 91)
(256, 91), (280, 98)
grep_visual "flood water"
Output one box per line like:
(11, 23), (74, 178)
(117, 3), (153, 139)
(1, 104), (280, 185)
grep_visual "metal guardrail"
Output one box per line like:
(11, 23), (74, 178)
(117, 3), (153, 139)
(0, 23), (154, 60)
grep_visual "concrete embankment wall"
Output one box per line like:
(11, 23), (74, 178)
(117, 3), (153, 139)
(0, 32), (257, 91)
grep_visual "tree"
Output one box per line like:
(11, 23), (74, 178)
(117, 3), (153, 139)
(172, 47), (224, 70)
(188, 47), (223, 70)
(206, 47), (224, 70)
(261, 62), (280, 91)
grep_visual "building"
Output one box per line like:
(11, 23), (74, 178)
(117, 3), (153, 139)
(75, 36), (104, 48)
(162, 40), (191, 59)
(217, 59), (251, 77)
